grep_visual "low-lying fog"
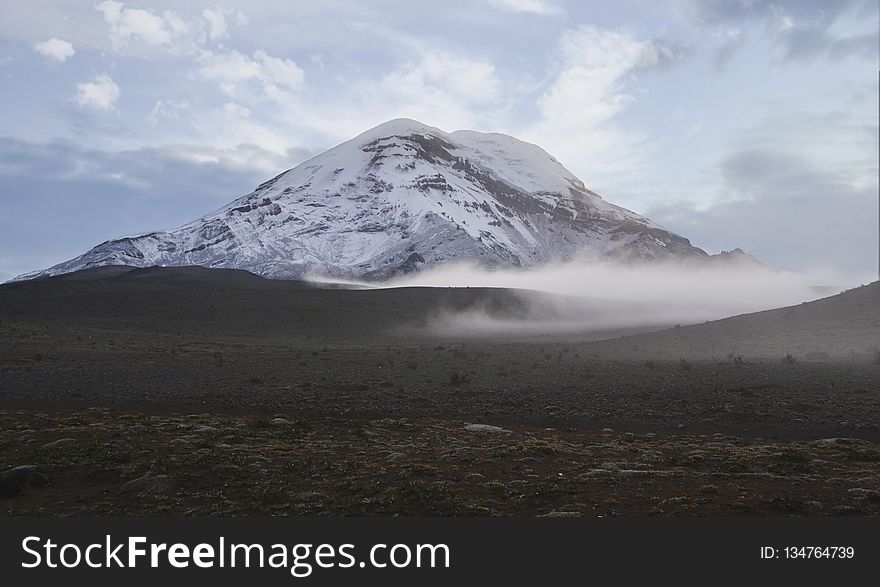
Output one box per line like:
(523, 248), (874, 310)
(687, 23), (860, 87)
(311, 260), (861, 336)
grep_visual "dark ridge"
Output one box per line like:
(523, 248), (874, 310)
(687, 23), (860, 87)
(0, 265), (312, 293)
(585, 281), (880, 361)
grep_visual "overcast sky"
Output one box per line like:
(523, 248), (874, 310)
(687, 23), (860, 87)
(0, 0), (877, 283)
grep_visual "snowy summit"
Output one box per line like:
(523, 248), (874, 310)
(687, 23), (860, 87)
(18, 119), (735, 281)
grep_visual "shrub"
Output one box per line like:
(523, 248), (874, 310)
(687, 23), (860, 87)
(782, 354), (797, 364)
(448, 371), (469, 386)
(644, 359), (656, 369)
(679, 358), (691, 371)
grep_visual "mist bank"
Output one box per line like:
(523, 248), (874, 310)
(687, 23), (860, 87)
(312, 260), (863, 336)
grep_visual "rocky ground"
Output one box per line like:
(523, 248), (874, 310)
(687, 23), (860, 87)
(1, 269), (877, 516)
(2, 409), (879, 517)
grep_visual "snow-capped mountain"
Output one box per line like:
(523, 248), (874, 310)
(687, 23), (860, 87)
(18, 119), (735, 281)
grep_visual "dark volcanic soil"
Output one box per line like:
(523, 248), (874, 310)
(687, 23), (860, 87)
(0, 267), (878, 516)
(3, 409), (879, 517)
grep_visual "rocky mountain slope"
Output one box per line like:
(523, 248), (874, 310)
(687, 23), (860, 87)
(18, 118), (739, 281)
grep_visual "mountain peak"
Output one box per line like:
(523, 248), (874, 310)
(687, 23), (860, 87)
(16, 120), (721, 282)
(353, 118), (446, 143)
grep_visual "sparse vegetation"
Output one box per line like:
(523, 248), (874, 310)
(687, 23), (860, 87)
(679, 358), (691, 371)
(782, 353), (797, 364)
(448, 371), (469, 386)
(644, 359), (656, 369)
(395, 481), (460, 516)
(2, 409), (879, 517)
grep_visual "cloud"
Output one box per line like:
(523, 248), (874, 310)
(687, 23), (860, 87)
(679, 0), (867, 26)
(647, 148), (878, 282)
(679, 0), (879, 62)
(377, 50), (502, 108)
(202, 6), (249, 41)
(147, 141), (310, 174)
(202, 8), (228, 40)
(198, 49), (305, 98)
(188, 36), (510, 159)
(486, 0), (564, 16)
(148, 99), (188, 126)
(784, 27), (878, 62)
(73, 74), (120, 111)
(524, 26), (674, 186)
(714, 28), (745, 70)
(96, 0), (189, 51)
(277, 48), (508, 142)
(540, 26), (671, 128)
(191, 100), (310, 170)
(353, 259), (825, 335)
(34, 38), (75, 62)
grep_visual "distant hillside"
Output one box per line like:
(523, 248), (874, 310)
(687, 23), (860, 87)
(586, 282), (880, 361)
(0, 265), (650, 344)
(2, 265), (875, 359)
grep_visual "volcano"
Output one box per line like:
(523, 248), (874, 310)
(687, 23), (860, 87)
(18, 118), (744, 281)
